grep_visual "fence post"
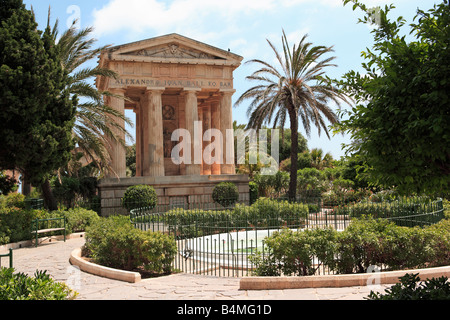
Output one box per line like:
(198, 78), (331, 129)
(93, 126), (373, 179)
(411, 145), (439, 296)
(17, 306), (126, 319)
(9, 248), (13, 269)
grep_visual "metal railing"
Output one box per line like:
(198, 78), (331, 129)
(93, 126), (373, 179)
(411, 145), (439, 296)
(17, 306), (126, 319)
(130, 196), (444, 277)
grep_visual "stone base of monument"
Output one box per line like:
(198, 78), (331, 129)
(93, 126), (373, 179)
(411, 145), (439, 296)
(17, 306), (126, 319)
(97, 174), (250, 216)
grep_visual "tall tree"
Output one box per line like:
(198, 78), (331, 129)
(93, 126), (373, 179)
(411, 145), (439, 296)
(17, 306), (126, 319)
(235, 31), (350, 200)
(335, 0), (450, 195)
(47, 17), (133, 177)
(0, 0), (76, 207)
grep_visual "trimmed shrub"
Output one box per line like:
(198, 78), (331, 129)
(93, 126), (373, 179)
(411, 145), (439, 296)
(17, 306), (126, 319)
(84, 215), (177, 274)
(0, 268), (77, 300)
(212, 182), (239, 207)
(251, 227), (336, 276)
(122, 185), (158, 211)
(250, 215), (450, 276)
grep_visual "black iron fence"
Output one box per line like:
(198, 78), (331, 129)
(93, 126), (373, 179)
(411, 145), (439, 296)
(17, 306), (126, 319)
(129, 196), (445, 277)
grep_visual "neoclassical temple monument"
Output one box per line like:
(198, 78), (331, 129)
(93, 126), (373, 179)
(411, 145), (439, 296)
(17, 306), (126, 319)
(96, 34), (249, 214)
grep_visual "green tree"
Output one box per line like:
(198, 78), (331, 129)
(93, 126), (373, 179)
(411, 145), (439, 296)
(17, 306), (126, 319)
(310, 148), (334, 170)
(335, 0), (450, 195)
(0, 171), (17, 195)
(236, 31), (350, 200)
(273, 128), (308, 163)
(47, 17), (133, 177)
(0, 0), (77, 208)
(126, 144), (136, 177)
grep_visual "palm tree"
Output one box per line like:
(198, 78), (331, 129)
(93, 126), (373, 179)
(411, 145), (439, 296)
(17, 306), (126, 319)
(39, 15), (133, 210)
(310, 148), (334, 169)
(235, 31), (350, 200)
(47, 17), (133, 176)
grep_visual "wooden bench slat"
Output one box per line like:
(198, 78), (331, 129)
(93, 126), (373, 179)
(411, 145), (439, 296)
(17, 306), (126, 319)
(31, 217), (66, 247)
(31, 228), (66, 234)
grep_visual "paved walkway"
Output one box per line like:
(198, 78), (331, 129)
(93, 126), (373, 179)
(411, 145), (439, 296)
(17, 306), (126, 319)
(4, 236), (388, 300)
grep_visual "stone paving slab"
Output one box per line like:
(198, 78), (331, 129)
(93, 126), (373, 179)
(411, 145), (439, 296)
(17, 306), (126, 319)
(3, 236), (388, 300)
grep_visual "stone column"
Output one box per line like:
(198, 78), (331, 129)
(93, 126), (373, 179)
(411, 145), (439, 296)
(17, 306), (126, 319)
(143, 88), (165, 177)
(198, 106), (203, 174)
(184, 88), (201, 175)
(107, 88), (127, 178)
(135, 103), (142, 177)
(202, 103), (212, 175)
(210, 99), (221, 175)
(220, 90), (235, 174)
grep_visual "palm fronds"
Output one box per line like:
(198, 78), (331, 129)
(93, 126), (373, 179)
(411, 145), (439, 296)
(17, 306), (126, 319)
(47, 15), (133, 176)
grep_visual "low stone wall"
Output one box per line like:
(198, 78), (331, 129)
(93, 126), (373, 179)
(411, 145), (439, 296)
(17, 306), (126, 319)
(240, 266), (450, 290)
(69, 247), (141, 283)
(98, 174), (250, 216)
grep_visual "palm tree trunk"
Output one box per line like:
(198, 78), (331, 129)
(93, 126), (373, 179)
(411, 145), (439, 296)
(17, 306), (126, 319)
(41, 179), (58, 211)
(288, 108), (299, 201)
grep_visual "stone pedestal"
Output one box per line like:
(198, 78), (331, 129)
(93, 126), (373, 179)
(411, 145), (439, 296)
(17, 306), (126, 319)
(98, 174), (250, 216)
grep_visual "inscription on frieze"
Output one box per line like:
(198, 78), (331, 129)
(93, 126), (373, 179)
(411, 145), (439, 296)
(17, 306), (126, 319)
(111, 78), (233, 89)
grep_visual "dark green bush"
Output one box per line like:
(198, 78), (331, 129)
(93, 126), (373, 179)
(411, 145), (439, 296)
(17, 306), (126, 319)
(251, 216), (450, 276)
(367, 273), (450, 300)
(0, 207), (48, 245)
(0, 268), (77, 300)
(84, 215), (177, 274)
(52, 176), (80, 208)
(52, 207), (100, 233)
(0, 196), (99, 245)
(0, 193), (25, 209)
(249, 181), (258, 205)
(251, 227), (336, 276)
(212, 182), (239, 207)
(162, 198), (309, 238)
(122, 185), (158, 211)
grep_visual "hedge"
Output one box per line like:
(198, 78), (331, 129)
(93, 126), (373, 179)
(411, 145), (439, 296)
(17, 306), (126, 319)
(159, 198), (309, 238)
(83, 215), (177, 274)
(0, 193), (100, 245)
(251, 216), (450, 276)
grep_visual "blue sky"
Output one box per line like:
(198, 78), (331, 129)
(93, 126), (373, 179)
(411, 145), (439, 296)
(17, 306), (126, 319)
(24, 0), (438, 160)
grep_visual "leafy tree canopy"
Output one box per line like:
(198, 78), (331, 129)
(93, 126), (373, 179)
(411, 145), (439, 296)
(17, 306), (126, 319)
(0, 0), (77, 186)
(335, 0), (450, 195)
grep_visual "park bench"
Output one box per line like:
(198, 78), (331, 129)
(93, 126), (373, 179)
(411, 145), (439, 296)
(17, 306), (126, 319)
(31, 217), (66, 247)
(0, 248), (13, 268)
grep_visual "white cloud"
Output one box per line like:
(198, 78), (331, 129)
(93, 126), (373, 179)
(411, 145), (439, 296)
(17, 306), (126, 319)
(92, 0), (277, 38)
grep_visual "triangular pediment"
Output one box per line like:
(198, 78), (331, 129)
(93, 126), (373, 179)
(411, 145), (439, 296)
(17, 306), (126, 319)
(105, 33), (243, 66)
(124, 43), (222, 60)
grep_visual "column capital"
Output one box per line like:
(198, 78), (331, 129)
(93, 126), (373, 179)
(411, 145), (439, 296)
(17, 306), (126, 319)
(182, 87), (202, 94)
(219, 89), (236, 96)
(109, 87), (126, 95)
(145, 87), (165, 95)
